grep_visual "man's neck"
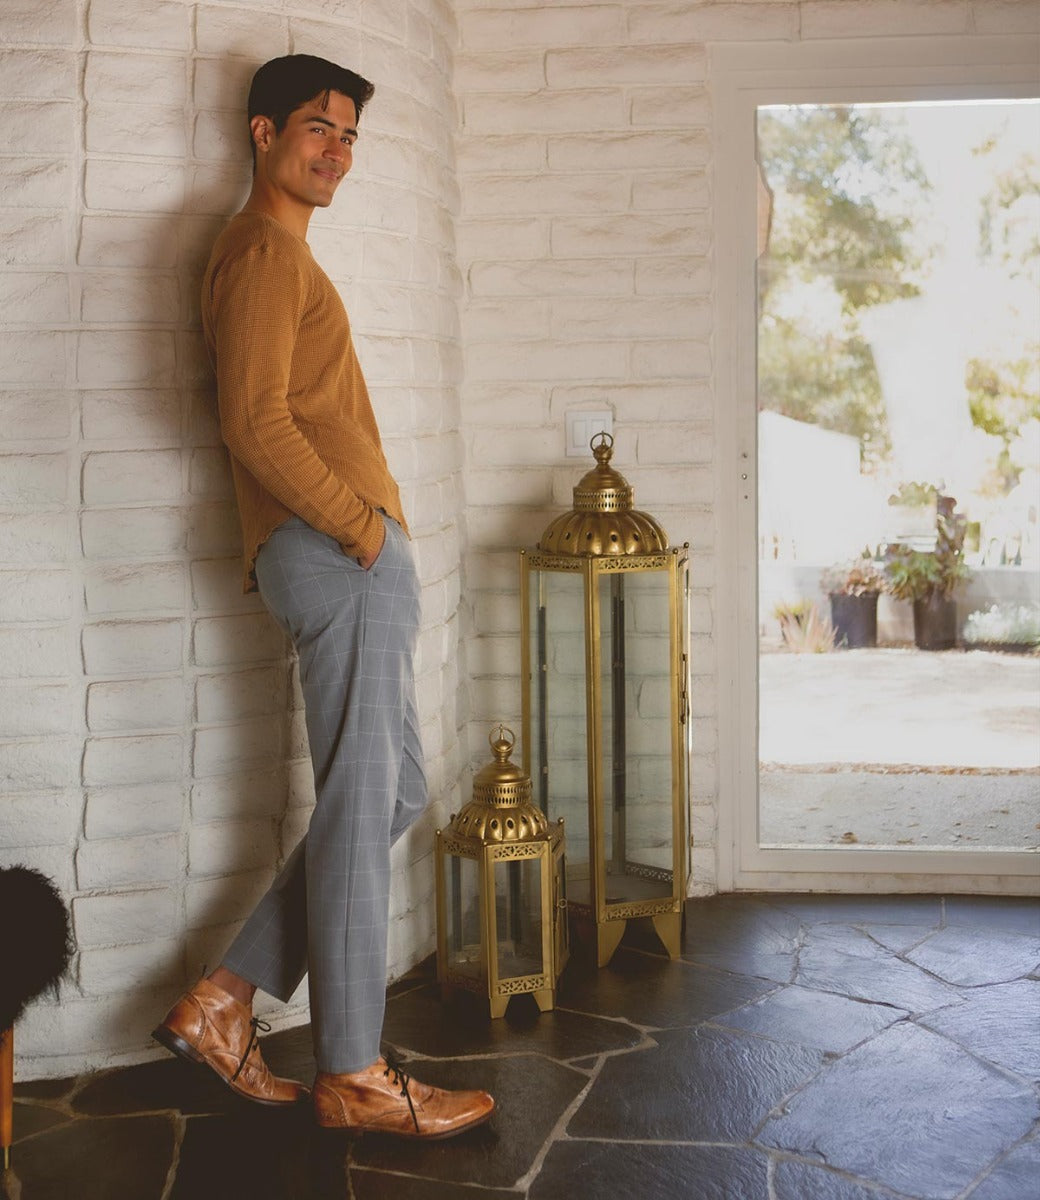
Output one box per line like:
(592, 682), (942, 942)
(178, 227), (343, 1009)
(241, 182), (312, 240)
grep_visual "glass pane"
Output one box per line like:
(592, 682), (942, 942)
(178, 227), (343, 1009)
(529, 568), (591, 904)
(598, 568), (674, 903)
(756, 99), (1040, 851)
(494, 856), (545, 979)
(441, 853), (483, 981)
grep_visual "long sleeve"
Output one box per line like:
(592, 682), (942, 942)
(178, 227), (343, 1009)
(200, 212), (406, 591)
(210, 241), (384, 561)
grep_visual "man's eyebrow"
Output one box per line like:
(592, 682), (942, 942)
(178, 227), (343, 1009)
(303, 113), (358, 137)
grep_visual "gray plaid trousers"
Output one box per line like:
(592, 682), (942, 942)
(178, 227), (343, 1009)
(221, 514), (427, 1073)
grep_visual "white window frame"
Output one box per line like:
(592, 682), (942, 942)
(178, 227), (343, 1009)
(712, 34), (1040, 893)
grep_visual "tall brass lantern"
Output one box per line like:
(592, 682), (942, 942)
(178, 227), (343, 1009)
(520, 433), (690, 967)
(435, 726), (568, 1017)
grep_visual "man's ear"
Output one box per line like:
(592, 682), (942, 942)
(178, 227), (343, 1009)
(250, 114), (274, 155)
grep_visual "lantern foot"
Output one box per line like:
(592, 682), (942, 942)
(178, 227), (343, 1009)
(532, 987), (555, 1013)
(651, 911), (683, 959)
(489, 995), (509, 1020)
(596, 919), (627, 968)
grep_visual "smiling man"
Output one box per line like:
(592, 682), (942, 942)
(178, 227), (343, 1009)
(152, 54), (494, 1140)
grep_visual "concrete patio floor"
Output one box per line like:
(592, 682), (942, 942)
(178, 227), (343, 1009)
(759, 647), (1040, 849)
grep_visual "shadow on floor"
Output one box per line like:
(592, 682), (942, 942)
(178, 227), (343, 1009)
(4, 894), (1039, 1200)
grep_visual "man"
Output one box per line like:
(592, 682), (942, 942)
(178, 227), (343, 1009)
(152, 54), (494, 1140)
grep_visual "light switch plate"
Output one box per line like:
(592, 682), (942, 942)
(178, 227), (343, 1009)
(565, 409), (613, 457)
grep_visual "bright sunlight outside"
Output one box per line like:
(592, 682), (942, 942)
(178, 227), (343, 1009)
(756, 99), (1040, 852)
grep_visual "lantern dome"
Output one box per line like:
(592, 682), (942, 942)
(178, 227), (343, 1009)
(538, 433), (668, 556)
(449, 726), (548, 843)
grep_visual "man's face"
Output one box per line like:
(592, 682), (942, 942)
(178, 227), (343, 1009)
(255, 89), (359, 211)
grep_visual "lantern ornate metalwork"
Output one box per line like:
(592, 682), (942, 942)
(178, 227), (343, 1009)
(436, 726), (568, 1017)
(520, 433), (690, 967)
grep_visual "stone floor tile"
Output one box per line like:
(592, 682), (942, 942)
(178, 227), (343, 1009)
(860, 923), (938, 954)
(9, 1077), (75, 1101)
(348, 1053), (586, 1190)
(381, 980), (644, 1060)
(679, 895), (802, 983)
(73, 1057), (237, 1118)
(716, 984), (906, 1054)
(169, 1105), (335, 1200)
(772, 1158), (910, 1199)
(905, 926), (1040, 987)
(767, 895), (943, 927)
(350, 1168), (519, 1199)
(529, 1141), (770, 1200)
(965, 1134), (1040, 1200)
(796, 925), (965, 1013)
(9, 1100), (70, 1143)
(921, 980), (1040, 1079)
(758, 1022), (1039, 1199)
(558, 946), (774, 1028)
(569, 1026), (823, 1143)
(943, 897), (1040, 938)
(2, 1115), (175, 1200)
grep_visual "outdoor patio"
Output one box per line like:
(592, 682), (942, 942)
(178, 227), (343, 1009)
(759, 646), (1040, 849)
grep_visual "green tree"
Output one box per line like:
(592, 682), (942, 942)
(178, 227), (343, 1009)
(968, 140), (1040, 491)
(757, 105), (933, 466)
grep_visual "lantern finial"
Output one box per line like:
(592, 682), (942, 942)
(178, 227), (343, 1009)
(537, 432), (669, 556)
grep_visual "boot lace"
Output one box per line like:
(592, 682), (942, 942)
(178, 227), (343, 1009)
(231, 1016), (271, 1083)
(383, 1052), (419, 1132)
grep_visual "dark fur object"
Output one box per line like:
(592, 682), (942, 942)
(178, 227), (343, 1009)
(0, 866), (74, 1029)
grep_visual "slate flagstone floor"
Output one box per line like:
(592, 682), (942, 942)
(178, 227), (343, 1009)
(3, 894), (1039, 1200)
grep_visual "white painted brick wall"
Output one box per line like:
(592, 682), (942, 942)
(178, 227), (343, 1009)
(2, 0), (465, 1078)
(453, 0), (1036, 909)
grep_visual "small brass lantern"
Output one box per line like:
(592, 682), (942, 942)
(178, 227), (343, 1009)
(436, 726), (568, 1017)
(520, 433), (690, 967)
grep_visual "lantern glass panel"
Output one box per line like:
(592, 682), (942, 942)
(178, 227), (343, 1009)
(442, 852), (483, 982)
(528, 569), (590, 902)
(494, 856), (545, 979)
(597, 568), (674, 904)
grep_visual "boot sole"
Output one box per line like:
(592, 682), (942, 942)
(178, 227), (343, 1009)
(315, 1105), (494, 1139)
(151, 1024), (307, 1107)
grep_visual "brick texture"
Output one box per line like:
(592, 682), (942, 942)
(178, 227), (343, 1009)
(2, 0), (465, 1078)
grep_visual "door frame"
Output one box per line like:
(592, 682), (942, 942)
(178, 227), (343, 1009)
(712, 34), (1040, 892)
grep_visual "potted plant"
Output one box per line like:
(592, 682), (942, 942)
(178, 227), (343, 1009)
(885, 494), (971, 650)
(820, 555), (887, 648)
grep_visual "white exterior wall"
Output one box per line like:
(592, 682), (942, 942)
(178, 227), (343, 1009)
(452, 0), (1040, 897)
(0, 0), (463, 1077)
(2, 0), (1037, 1077)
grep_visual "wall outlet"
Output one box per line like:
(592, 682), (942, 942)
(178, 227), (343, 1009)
(565, 409), (613, 457)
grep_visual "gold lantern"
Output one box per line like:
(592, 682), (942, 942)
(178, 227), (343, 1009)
(520, 433), (690, 967)
(436, 726), (568, 1018)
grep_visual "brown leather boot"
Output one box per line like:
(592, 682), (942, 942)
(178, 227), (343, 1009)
(313, 1056), (494, 1138)
(152, 978), (308, 1106)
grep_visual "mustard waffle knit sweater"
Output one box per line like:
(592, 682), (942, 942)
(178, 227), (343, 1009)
(201, 211), (406, 592)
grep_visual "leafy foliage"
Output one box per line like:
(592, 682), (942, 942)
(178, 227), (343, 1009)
(759, 105), (931, 312)
(772, 600), (836, 654)
(885, 497), (971, 601)
(820, 556), (887, 597)
(757, 105), (933, 465)
(964, 603), (1040, 648)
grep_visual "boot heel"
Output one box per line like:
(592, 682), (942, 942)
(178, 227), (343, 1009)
(151, 1024), (204, 1067)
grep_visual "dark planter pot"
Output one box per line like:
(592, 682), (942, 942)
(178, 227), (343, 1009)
(912, 593), (958, 650)
(829, 592), (879, 649)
